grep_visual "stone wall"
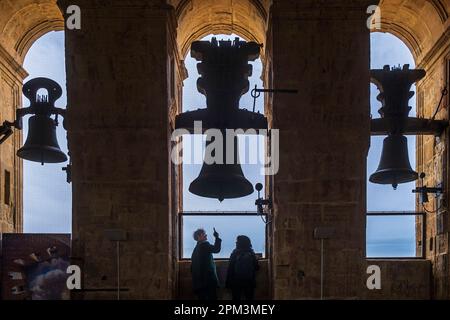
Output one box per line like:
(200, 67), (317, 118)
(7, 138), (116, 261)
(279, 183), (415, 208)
(269, 0), (373, 299)
(60, 0), (176, 299)
(178, 260), (431, 300)
(0, 46), (25, 233)
(364, 259), (431, 299)
(177, 259), (270, 299)
(416, 28), (450, 299)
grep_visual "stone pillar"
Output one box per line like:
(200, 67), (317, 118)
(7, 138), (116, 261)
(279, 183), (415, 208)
(59, 0), (175, 299)
(416, 34), (450, 300)
(0, 45), (26, 233)
(269, 0), (373, 299)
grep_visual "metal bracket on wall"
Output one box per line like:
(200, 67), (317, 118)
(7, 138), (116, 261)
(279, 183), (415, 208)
(412, 172), (444, 206)
(251, 85), (298, 113)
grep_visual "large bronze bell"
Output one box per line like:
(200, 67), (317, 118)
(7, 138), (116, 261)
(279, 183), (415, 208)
(17, 115), (67, 164)
(189, 133), (253, 202)
(369, 134), (418, 189)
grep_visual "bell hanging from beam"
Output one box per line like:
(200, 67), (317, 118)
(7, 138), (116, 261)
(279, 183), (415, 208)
(369, 134), (418, 189)
(16, 77), (67, 165)
(189, 132), (253, 202)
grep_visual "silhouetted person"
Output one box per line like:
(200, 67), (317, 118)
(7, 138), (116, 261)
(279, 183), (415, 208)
(226, 235), (259, 300)
(191, 228), (222, 300)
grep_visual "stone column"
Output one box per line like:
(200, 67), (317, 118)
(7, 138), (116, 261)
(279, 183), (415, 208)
(269, 0), (373, 299)
(416, 32), (450, 300)
(0, 45), (26, 233)
(58, 0), (175, 299)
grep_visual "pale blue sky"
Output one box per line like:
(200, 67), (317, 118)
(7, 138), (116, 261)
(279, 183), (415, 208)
(22, 31), (418, 257)
(22, 31), (71, 233)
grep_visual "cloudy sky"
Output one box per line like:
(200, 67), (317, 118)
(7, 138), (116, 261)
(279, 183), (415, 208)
(23, 31), (417, 258)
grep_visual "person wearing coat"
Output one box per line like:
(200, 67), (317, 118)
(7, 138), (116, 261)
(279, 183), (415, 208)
(226, 235), (259, 300)
(191, 227), (222, 300)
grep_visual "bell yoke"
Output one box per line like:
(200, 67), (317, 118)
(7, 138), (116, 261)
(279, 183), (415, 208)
(175, 37), (268, 202)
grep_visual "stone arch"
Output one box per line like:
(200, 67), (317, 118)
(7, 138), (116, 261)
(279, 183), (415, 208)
(375, 20), (425, 63)
(173, 0), (270, 59)
(376, 0), (449, 64)
(0, 1), (64, 64)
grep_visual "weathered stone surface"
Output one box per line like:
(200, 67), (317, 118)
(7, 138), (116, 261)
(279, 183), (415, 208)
(60, 0), (177, 299)
(364, 259), (431, 300)
(268, 0), (371, 299)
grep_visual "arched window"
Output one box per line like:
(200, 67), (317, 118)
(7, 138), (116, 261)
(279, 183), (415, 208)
(366, 32), (421, 258)
(22, 31), (71, 233)
(180, 34), (267, 259)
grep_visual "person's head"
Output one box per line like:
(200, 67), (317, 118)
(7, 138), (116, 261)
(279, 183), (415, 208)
(236, 235), (252, 251)
(193, 228), (207, 242)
